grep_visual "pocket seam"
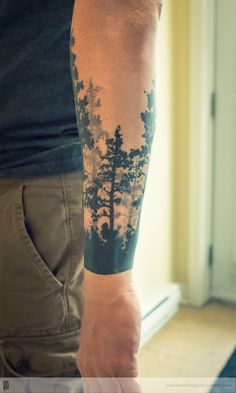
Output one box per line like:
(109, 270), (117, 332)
(60, 175), (73, 287)
(15, 184), (64, 292)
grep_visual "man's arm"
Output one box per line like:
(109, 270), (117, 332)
(70, 0), (162, 380)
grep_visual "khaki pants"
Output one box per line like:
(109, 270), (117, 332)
(0, 170), (84, 377)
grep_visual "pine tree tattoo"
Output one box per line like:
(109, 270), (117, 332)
(70, 33), (157, 274)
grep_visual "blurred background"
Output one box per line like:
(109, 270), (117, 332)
(132, 0), (236, 387)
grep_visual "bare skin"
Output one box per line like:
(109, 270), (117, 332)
(70, 0), (162, 388)
(77, 269), (142, 392)
(78, 269), (141, 377)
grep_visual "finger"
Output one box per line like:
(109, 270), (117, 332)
(97, 377), (121, 393)
(89, 377), (103, 393)
(117, 377), (143, 393)
(81, 376), (91, 393)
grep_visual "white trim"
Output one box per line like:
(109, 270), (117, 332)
(140, 284), (181, 346)
(179, 284), (189, 305)
(211, 292), (236, 304)
(187, 0), (216, 306)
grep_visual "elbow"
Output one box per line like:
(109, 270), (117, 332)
(124, 0), (163, 33)
(101, 0), (163, 32)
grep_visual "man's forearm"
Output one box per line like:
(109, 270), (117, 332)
(70, 0), (161, 274)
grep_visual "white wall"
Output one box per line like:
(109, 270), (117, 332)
(133, 1), (174, 312)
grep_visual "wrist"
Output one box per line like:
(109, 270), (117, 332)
(83, 268), (135, 301)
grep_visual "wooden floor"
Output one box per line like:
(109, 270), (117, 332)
(138, 300), (236, 378)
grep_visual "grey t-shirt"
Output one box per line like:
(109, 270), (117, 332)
(0, 0), (82, 177)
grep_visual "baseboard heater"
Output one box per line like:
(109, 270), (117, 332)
(140, 284), (181, 346)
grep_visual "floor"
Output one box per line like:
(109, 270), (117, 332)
(138, 300), (236, 379)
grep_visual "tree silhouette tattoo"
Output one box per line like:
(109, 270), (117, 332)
(70, 33), (157, 273)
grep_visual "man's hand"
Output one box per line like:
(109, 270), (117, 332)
(76, 269), (142, 381)
(77, 269), (141, 377)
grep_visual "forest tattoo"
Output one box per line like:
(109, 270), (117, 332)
(70, 33), (157, 274)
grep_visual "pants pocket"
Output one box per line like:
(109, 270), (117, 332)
(0, 329), (81, 378)
(15, 182), (70, 289)
(0, 182), (67, 336)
